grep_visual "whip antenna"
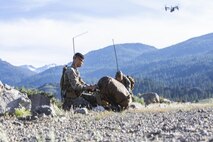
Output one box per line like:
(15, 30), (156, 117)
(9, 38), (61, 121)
(72, 31), (88, 56)
(112, 39), (119, 71)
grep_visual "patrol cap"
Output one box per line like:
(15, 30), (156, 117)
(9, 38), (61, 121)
(74, 52), (84, 59)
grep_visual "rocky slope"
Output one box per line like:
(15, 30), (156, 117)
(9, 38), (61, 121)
(1, 103), (213, 142)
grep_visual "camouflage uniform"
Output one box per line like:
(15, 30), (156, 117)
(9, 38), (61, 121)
(120, 75), (132, 94)
(115, 71), (133, 95)
(62, 65), (95, 110)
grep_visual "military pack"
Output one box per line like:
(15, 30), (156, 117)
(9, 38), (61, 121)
(60, 65), (68, 99)
(97, 76), (132, 108)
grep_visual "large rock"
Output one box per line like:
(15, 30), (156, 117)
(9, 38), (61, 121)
(29, 94), (51, 111)
(34, 105), (55, 116)
(29, 94), (55, 116)
(0, 82), (31, 115)
(141, 92), (160, 106)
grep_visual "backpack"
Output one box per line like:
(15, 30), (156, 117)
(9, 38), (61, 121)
(60, 65), (68, 99)
(97, 76), (132, 108)
(126, 75), (135, 90)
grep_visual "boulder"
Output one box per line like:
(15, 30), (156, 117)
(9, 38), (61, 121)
(34, 105), (55, 116)
(28, 94), (54, 116)
(141, 92), (160, 106)
(0, 82), (31, 115)
(29, 94), (51, 111)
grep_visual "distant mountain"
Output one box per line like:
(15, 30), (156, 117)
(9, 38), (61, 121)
(19, 64), (57, 73)
(17, 65), (63, 88)
(81, 43), (157, 79)
(19, 65), (37, 72)
(0, 59), (36, 85)
(132, 33), (213, 65)
(35, 64), (57, 73)
(162, 33), (213, 57)
(83, 43), (156, 70)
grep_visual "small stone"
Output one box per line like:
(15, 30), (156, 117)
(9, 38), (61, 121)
(12, 121), (23, 126)
(200, 130), (208, 136)
(74, 108), (88, 114)
(92, 106), (105, 112)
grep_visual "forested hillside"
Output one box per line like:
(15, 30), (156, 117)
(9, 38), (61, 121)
(130, 33), (213, 102)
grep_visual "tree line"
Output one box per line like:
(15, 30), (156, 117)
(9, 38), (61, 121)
(133, 77), (213, 102)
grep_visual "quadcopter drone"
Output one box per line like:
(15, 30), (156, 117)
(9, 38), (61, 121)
(165, 5), (179, 12)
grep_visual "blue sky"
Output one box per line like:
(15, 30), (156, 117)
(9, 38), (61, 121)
(0, 0), (213, 67)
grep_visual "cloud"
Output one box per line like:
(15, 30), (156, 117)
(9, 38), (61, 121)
(0, 0), (145, 20)
(0, 0), (213, 67)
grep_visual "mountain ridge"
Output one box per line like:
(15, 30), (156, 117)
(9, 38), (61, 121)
(83, 43), (157, 70)
(19, 63), (57, 73)
(0, 59), (36, 85)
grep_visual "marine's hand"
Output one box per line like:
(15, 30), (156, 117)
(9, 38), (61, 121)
(85, 85), (96, 92)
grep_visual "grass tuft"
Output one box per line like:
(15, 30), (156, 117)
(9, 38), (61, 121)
(14, 107), (31, 118)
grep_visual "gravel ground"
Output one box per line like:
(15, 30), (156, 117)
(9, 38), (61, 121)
(1, 103), (213, 142)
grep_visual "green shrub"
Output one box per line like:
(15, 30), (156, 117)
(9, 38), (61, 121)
(132, 95), (144, 105)
(51, 97), (63, 108)
(14, 108), (31, 118)
(19, 87), (41, 96)
(159, 97), (164, 103)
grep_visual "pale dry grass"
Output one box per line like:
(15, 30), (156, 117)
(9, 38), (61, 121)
(199, 98), (213, 103)
(127, 102), (213, 113)
(51, 102), (213, 121)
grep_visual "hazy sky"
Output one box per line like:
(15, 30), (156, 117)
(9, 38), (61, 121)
(0, 0), (213, 67)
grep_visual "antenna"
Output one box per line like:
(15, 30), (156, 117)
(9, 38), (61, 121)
(72, 31), (88, 55)
(112, 39), (119, 72)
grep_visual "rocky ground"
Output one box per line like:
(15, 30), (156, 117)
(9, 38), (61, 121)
(1, 103), (213, 142)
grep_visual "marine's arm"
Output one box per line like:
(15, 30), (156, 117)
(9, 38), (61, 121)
(79, 77), (86, 85)
(66, 68), (96, 92)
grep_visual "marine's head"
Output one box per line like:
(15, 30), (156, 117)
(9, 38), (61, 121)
(115, 70), (123, 81)
(73, 52), (84, 67)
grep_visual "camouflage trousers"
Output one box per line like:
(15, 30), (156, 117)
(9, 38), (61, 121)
(62, 92), (100, 111)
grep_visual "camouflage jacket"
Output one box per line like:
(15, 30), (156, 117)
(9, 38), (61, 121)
(63, 65), (87, 99)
